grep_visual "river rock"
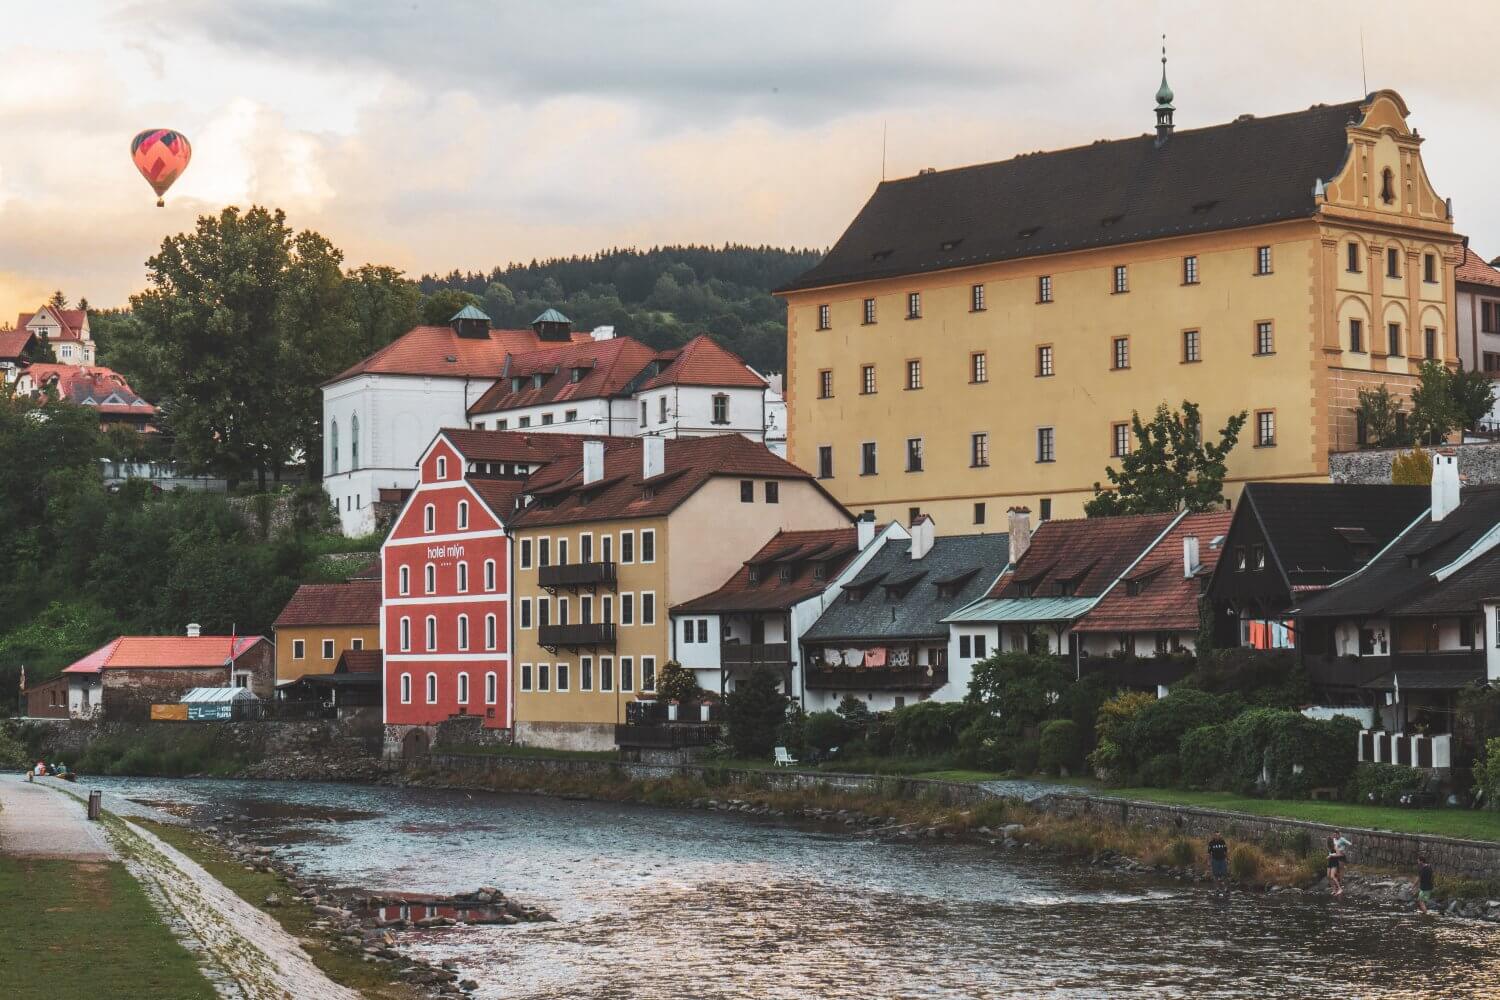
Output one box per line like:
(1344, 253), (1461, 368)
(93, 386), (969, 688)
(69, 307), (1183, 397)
(264, 893), (282, 908)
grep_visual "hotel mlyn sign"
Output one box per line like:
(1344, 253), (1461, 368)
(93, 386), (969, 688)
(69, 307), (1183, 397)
(380, 432), (516, 755)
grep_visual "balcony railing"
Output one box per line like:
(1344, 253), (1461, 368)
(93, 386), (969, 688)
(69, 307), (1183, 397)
(1358, 730), (1453, 769)
(539, 561), (616, 591)
(1303, 650), (1484, 688)
(720, 642), (792, 667)
(538, 622), (617, 650)
(805, 664), (949, 691)
(615, 723), (722, 749)
(626, 700), (721, 725)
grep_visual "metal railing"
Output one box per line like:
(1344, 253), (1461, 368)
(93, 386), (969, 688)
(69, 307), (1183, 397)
(538, 622), (617, 649)
(539, 561), (617, 589)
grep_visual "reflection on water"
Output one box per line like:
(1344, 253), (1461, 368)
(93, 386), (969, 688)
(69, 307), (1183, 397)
(90, 777), (1500, 999)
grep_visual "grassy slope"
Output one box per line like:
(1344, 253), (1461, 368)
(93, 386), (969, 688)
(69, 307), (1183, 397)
(138, 820), (425, 1000)
(0, 856), (216, 1000)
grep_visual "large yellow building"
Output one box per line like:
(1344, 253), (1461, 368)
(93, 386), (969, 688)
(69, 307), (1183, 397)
(509, 434), (850, 750)
(779, 88), (1460, 528)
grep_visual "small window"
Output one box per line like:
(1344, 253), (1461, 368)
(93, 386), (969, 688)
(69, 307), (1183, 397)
(1255, 246), (1272, 275)
(971, 284), (986, 311)
(711, 394), (729, 425)
(861, 442), (878, 476)
(581, 657), (593, 691)
(1347, 242), (1362, 273)
(906, 437), (923, 473)
(600, 657), (614, 692)
(292, 639), (305, 660)
(642, 657), (657, 693)
(457, 672), (469, 705)
(520, 597), (534, 630)
(520, 664), (533, 692)
(1183, 329), (1201, 363)
(1111, 422), (1129, 458)
(621, 657), (635, 692)
(862, 298), (876, 325)
(436, 456), (447, 479)
(423, 504), (435, 533)
(399, 617), (411, 651)
(425, 563), (436, 594)
(621, 531), (634, 564)
(1183, 255), (1199, 284)
(398, 565), (410, 595)
(905, 359), (922, 390)
(1255, 321), (1274, 356)
(520, 538), (533, 569)
(537, 664), (550, 692)
(1388, 322), (1403, 357)
(1036, 345), (1054, 377)
(861, 365), (876, 395)
(485, 672), (498, 705)
(1112, 337), (1130, 370)
(1112, 265), (1128, 294)
(1349, 318), (1364, 353)
(1038, 275), (1053, 303)
(658, 396), (668, 424)
(457, 614), (469, 651)
(485, 614), (497, 650)
(764, 481), (779, 504)
(556, 663), (570, 692)
(817, 304), (831, 330)
(400, 673), (412, 703)
(906, 292), (921, 319)
(425, 672), (437, 704)
(1039, 498), (1052, 521)
(1255, 410), (1276, 447)
(1425, 327), (1438, 360)
(322, 639), (335, 660)
(539, 537), (551, 567)
(457, 561), (469, 593)
(425, 615), (437, 651)
(959, 635), (971, 659)
(1387, 247), (1401, 278)
(818, 370), (833, 398)
(970, 432), (989, 468)
(970, 352), (987, 383)
(457, 500), (469, 529)
(740, 480), (754, 503)
(641, 530), (655, 563)
(1424, 253), (1437, 284)
(817, 445), (834, 479)
(638, 400), (647, 428)
(1380, 167), (1396, 205)
(1036, 427), (1056, 463)
(973, 502), (986, 525)
(484, 559), (496, 591)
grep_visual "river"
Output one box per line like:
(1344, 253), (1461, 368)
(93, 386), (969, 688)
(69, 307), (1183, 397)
(88, 776), (1500, 999)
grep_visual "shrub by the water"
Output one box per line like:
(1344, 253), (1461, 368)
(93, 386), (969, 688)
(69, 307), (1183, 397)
(1038, 719), (1082, 775)
(1355, 761), (1430, 806)
(1230, 844), (1265, 881)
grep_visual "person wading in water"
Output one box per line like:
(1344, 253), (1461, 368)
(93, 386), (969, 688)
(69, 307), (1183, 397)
(1326, 836), (1345, 897)
(1207, 831), (1229, 898)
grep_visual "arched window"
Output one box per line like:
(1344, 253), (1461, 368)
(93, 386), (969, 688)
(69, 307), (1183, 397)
(1381, 167), (1396, 205)
(425, 672), (437, 704)
(457, 561), (469, 593)
(485, 614), (497, 650)
(400, 673), (412, 703)
(399, 617), (411, 651)
(457, 672), (470, 705)
(425, 563), (436, 594)
(458, 500), (469, 529)
(484, 559), (497, 591)
(351, 414), (360, 470)
(331, 420), (339, 474)
(485, 672), (497, 705)
(458, 614), (470, 651)
(398, 565), (410, 595)
(423, 504), (435, 533)
(425, 616), (437, 651)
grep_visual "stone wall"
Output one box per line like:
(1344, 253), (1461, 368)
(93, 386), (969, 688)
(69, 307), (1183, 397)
(1329, 440), (1500, 485)
(9, 716), (372, 764)
(1036, 792), (1500, 881)
(1325, 368), (1421, 457)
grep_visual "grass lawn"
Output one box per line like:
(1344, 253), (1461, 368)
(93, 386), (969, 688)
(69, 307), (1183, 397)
(138, 820), (426, 1000)
(1096, 786), (1500, 842)
(444, 743), (619, 762)
(912, 769), (1011, 783)
(0, 856), (216, 1000)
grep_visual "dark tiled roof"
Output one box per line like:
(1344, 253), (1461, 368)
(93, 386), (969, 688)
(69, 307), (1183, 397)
(335, 649), (382, 674)
(1294, 486), (1500, 618)
(1243, 483), (1429, 589)
(440, 428), (593, 464)
(511, 434), (834, 529)
(1074, 511), (1233, 633)
(991, 513), (1178, 600)
(274, 581), (382, 628)
(778, 99), (1364, 293)
(469, 479), (527, 522)
(674, 528), (861, 613)
(802, 533), (1010, 643)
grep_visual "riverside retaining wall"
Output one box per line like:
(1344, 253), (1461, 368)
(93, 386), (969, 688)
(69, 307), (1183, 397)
(1036, 793), (1500, 882)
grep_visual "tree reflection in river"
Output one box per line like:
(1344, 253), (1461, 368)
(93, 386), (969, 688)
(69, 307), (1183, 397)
(94, 777), (1500, 999)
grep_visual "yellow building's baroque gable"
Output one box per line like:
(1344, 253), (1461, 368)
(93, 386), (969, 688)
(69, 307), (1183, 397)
(780, 90), (1459, 530)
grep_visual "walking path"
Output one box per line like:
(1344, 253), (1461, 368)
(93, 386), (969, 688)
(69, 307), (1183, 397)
(18, 777), (359, 1000)
(0, 774), (115, 860)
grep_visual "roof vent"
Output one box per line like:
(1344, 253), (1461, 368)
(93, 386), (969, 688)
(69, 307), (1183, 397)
(444, 354), (457, 363)
(1017, 226), (1041, 239)
(871, 249), (893, 262)
(1235, 113), (1255, 122)
(531, 308), (573, 343)
(939, 238), (962, 251)
(451, 304), (492, 340)
(186, 623), (201, 638)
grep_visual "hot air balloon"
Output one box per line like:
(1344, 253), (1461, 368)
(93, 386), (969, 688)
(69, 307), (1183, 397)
(130, 129), (192, 207)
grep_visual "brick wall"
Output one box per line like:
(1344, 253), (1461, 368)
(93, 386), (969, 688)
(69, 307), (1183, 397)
(100, 644), (274, 722)
(1324, 368), (1422, 457)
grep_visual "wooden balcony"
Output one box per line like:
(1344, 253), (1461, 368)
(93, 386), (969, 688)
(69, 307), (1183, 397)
(805, 664), (949, 691)
(615, 723), (721, 749)
(720, 642), (791, 668)
(538, 622), (616, 652)
(539, 561), (616, 592)
(1303, 650), (1484, 689)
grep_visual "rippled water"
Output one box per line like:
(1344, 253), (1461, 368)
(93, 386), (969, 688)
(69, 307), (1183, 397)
(89, 777), (1500, 999)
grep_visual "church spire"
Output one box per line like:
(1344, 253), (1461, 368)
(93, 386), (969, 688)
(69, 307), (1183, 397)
(1154, 35), (1175, 147)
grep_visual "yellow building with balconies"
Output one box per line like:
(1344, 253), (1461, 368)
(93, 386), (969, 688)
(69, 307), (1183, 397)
(779, 86), (1460, 529)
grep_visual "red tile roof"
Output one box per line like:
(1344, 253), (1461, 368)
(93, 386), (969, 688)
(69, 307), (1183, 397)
(325, 325), (590, 385)
(440, 427), (596, 464)
(468, 336), (662, 415)
(990, 511), (1179, 600)
(674, 527), (861, 613)
(0, 328), (35, 359)
(1072, 511), (1233, 633)
(513, 433), (835, 529)
(20, 364), (156, 415)
(63, 635), (267, 674)
(273, 581), (382, 628)
(18, 307), (86, 341)
(637, 334), (768, 391)
(335, 649), (382, 674)
(1457, 247), (1500, 289)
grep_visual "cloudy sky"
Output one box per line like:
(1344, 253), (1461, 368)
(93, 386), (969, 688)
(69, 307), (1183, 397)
(3, 1), (1498, 317)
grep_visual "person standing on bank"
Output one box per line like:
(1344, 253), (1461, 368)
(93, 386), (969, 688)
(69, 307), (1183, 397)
(1333, 830), (1352, 874)
(1207, 831), (1229, 897)
(1416, 856), (1435, 914)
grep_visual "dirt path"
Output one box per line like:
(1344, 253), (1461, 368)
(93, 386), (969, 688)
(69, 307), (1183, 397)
(0, 774), (115, 860)
(38, 779), (360, 1000)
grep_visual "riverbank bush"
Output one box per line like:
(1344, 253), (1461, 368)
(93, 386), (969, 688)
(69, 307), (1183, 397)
(1038, 720), (1081, 775)
(68, 728), (255, 777)
(1230, 844), (1265, 881)
(1355, 762), (1431, 806)
(723, 668), (788, 758)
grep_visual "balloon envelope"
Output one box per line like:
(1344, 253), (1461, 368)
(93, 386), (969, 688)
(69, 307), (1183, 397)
(131, 129), (192, 206)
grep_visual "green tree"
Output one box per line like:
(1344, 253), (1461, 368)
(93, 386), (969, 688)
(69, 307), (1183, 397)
(723, 668), (790, 758)
(655, 660), (701, 703)
(346, 264), (422, 355)
(1085, 401), (1247, 516)
(47, 289), (66, 309)
(1352, 384), (1411, 448)
(122, 206), (357, 488)
(419, 288), (482, 325)
(1409, 361), (1459, 444)
(1451, 367), (1497, 432)
(965, 650), (1073, 738)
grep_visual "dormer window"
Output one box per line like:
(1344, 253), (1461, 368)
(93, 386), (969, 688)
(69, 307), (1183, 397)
(531, 373), (544, 389)
(814, 563), (827, 581)
(512, 377), (525, 393)
(1017, 226), (1041, 239)
(1055, 580), (1076, 597)
(778, 565), (792, 582)
(570, 368), (583, 383)
(749, 566), (760, 584)
(1016, 582), (1033, 598)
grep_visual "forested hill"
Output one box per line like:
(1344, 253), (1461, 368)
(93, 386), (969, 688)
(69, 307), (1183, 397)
(419, 245), (822, 374)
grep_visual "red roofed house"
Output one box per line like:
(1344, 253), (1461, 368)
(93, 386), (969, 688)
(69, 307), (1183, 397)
(14, 364), (158, 431)
(322, 306), (596, 536)
(272, 579), (382, 684)
(378, 428), (590, 757)
(16, 304), (95, 365)
(0, 328), (38, 384)
(60, 626), (273, 721)
(1456, 246), (1500, 392)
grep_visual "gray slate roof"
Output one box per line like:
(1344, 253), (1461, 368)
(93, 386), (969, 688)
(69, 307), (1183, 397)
(802, 533), (1009, 643)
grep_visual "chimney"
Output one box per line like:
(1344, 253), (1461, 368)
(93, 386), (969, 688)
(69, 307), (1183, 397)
(910, 515), (935, 561)
(1432, 450), (1461, 522)
(856, 511), (876, 550)
(1183, 535), (1201, 579)
(582, 440), (605, 485)
(590, 325), (616, 341)
(186, 623), (201, 638)
(642, 435), (665, 480)
(1007, 506), (1032, 566)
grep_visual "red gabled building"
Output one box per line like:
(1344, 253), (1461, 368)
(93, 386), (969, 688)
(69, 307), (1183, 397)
(380, 428), (588, 756)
